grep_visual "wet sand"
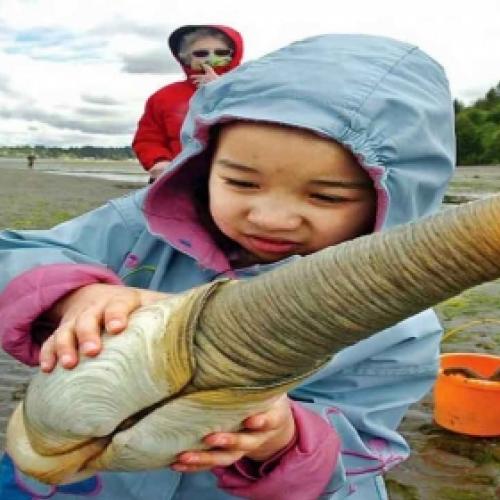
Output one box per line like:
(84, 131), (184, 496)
(0, 163), (499, 499)
(0, 165), (145, 229)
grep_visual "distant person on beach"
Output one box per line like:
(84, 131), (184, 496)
(26, 154), (36, 169)
(133, 25), (243, 181)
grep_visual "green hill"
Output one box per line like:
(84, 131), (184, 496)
(455, 81), (500, 165)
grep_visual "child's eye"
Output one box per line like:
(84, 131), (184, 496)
(310, 193), (346, 203)
(223, 178), (259, 189)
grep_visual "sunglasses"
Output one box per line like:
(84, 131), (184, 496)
(190, 48), (232, 58)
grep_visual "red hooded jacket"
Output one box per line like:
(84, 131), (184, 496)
(132, 25), (243, 170)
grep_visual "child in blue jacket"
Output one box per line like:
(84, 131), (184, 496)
(0, 33), (455, 499)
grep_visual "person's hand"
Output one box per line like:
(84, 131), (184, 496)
(149, 160), (170, 179)
(171, 395), (295, 472)
(190, 63), (219, 87)
(39, 284), (169, 372)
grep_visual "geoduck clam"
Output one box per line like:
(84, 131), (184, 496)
(6, 195), (500, 484)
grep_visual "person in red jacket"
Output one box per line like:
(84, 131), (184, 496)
(133, 25), (243, 180)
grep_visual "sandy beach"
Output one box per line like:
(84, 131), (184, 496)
(0, 165), (145, 229)
(0, 162), (499, 499)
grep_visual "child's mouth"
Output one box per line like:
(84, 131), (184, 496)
(246, 235), (299, 254)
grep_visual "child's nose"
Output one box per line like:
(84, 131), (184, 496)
(247, 203), (301, 231)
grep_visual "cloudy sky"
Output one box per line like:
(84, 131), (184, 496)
(0, 0), (499, 147)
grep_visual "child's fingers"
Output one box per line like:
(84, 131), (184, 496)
(52, 321), (79, 369)
(204, 431), (271, 453)
(170, 462), (213, 473)
(103, 304), (128, 333)
(103, 294), (141, 334)
(73, 310), (102, 356)
(244, 414), (268, 430)
(39, 336), (57, 372)
(173, 449), (245, 471)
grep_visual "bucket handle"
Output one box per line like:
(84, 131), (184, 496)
(441, 318), (500, 381)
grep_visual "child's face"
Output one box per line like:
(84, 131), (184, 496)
(188, 36), (232, 70)
(208, 122), (376, 264)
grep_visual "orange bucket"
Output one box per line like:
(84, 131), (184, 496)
(434, 353), (500, 436)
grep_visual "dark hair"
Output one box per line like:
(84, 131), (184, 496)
(191, 125), (241, 256)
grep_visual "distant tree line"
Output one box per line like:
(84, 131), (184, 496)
(0, 145), (135, 161)
(455, 81), (500, 165)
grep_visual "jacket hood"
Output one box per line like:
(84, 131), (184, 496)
(145, 34), (455, 272)
(168, 24), (243, 78)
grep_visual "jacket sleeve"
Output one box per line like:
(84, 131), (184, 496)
(287, 315), (443, 499)
(0, 197), (140, 366)
(132, 93), (176, 170)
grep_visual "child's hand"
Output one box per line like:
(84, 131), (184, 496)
(190, 63), (219, 87)
(39, 283), (169, 372)
(171, 395), (295, 473)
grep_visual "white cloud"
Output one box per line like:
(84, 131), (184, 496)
(81, 94), (121, 106)
(0, 0), (499, 146)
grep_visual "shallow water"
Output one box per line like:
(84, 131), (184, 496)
(0, 157), (149, 185)
(48, 170), (149, 183)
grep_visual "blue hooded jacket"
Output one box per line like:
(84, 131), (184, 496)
(0, 34), (455, 499)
